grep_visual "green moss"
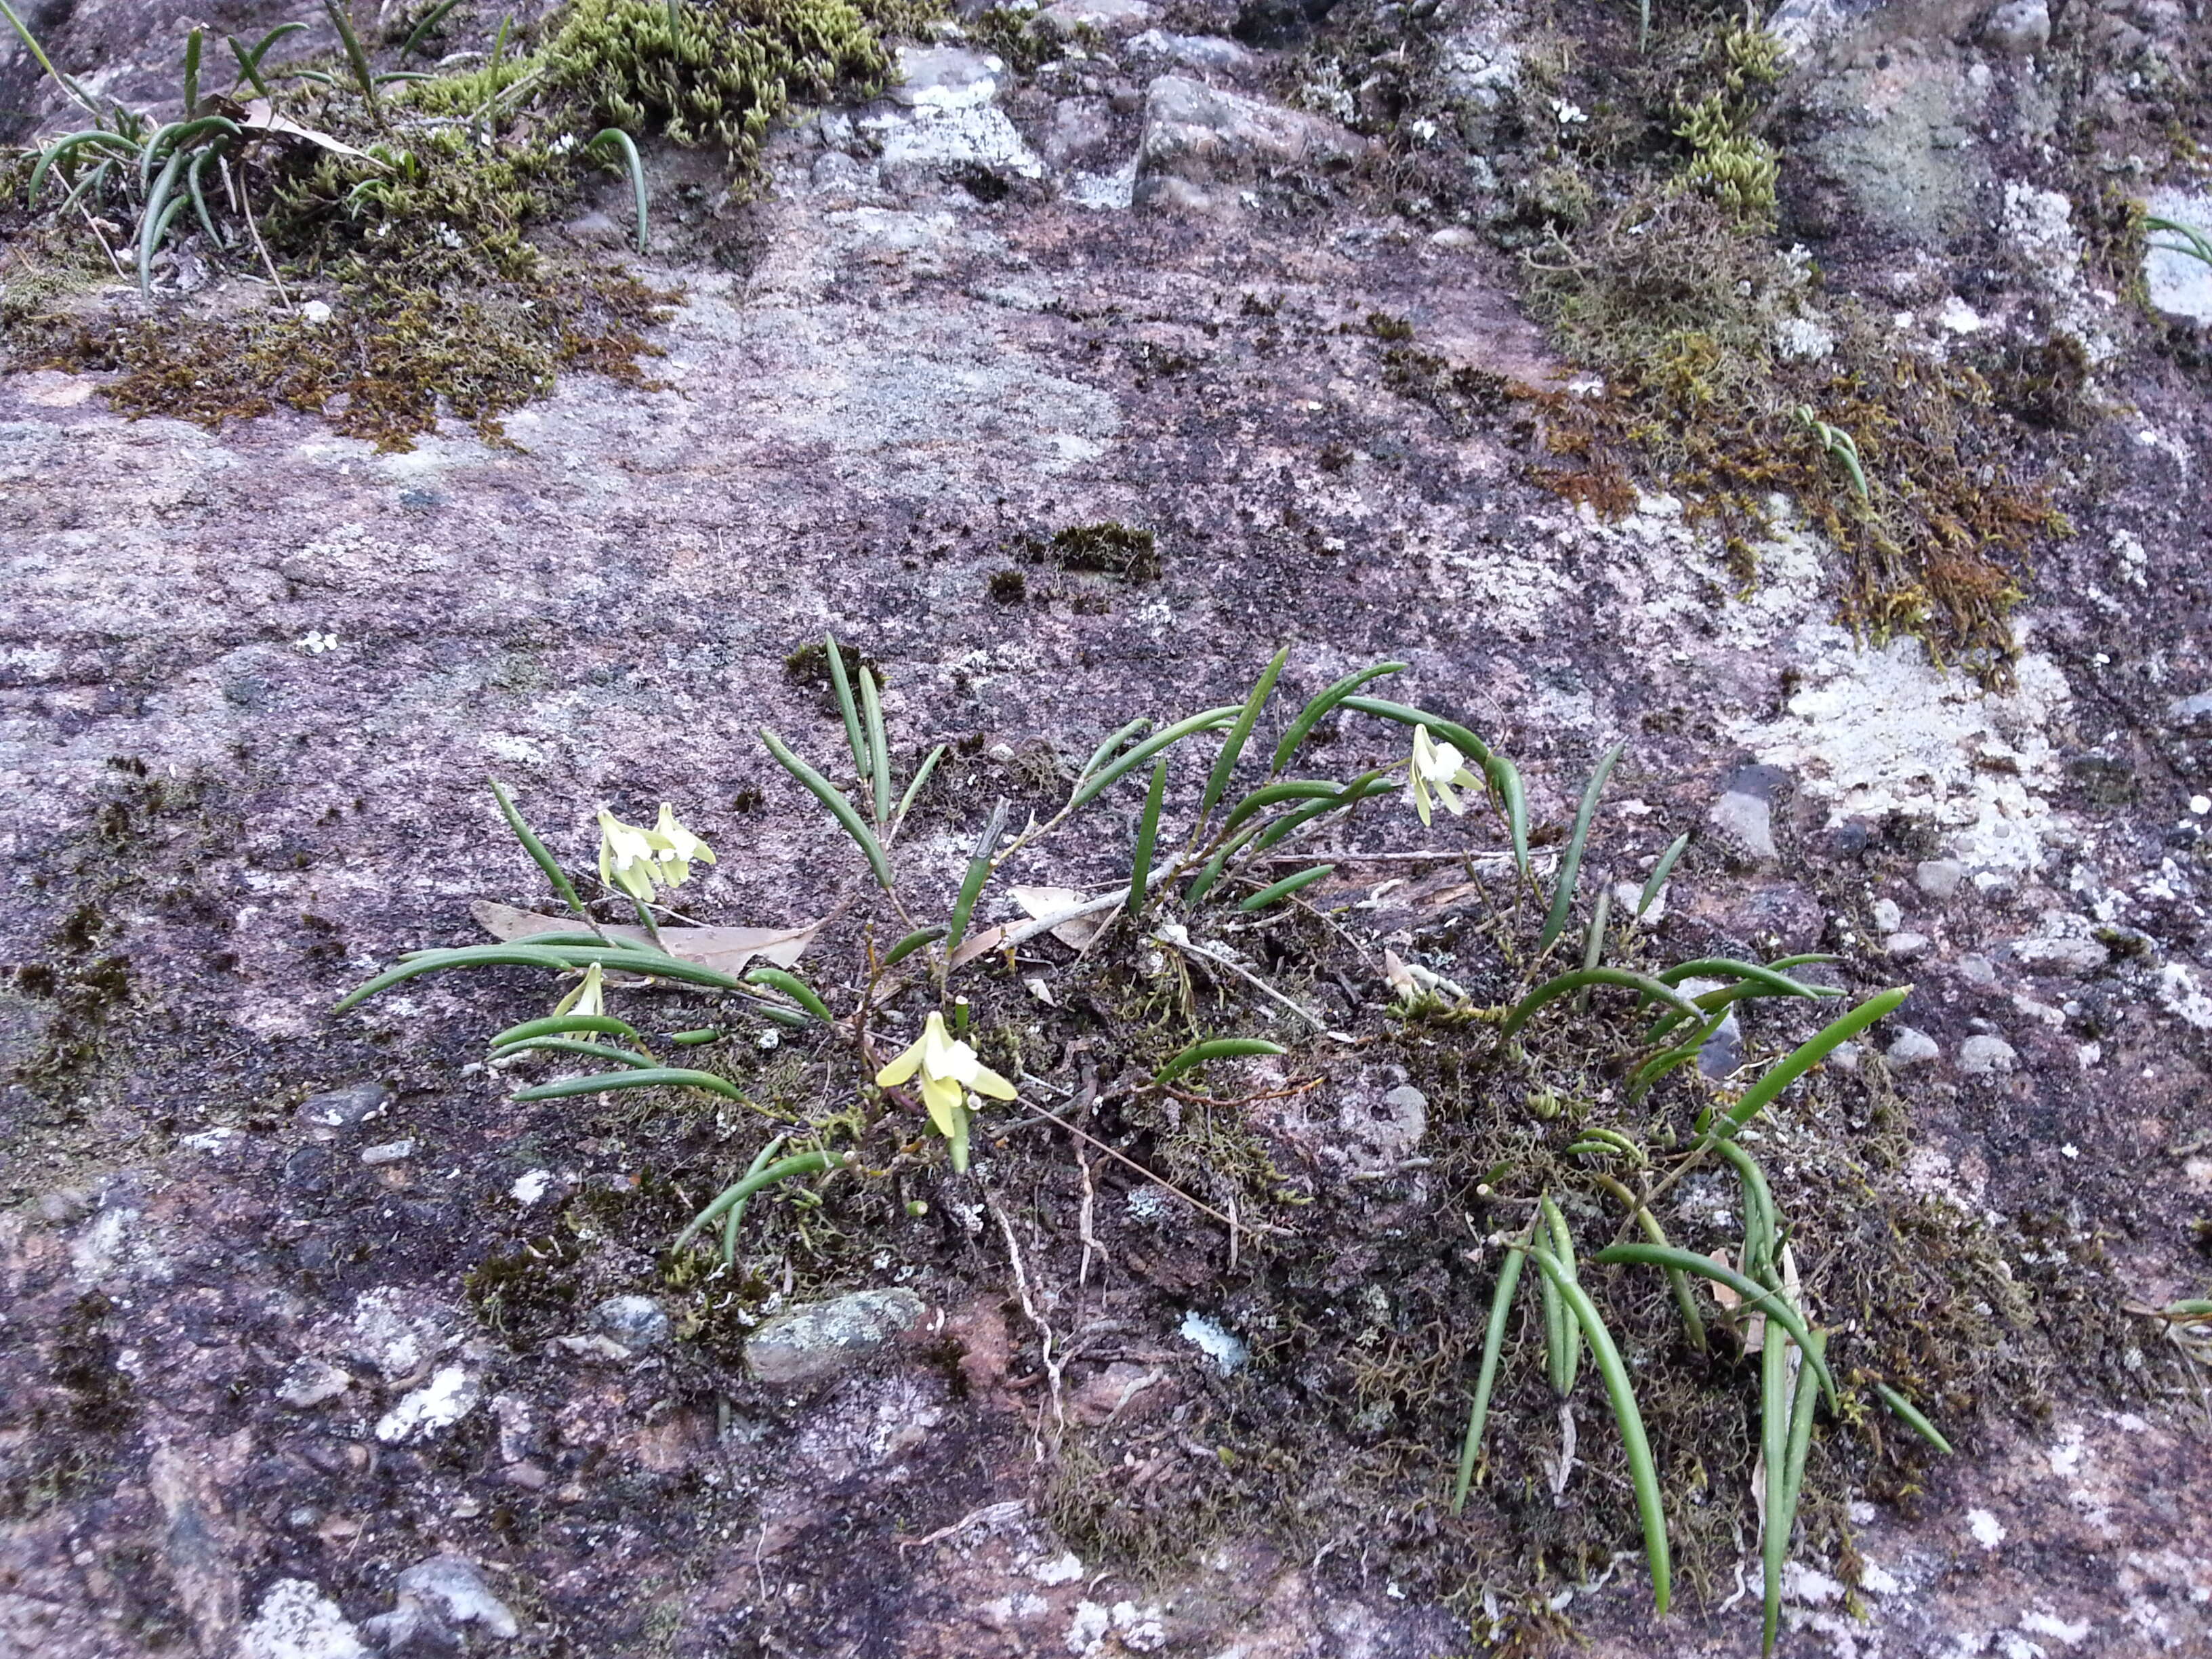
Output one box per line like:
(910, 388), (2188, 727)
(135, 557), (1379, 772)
(8, 0), (939, 447)
(1035, 522), (1162, 581)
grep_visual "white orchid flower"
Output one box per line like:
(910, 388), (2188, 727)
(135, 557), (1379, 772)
(875, 1012), (1017, 1168)
(598, 805), (716, 902)
(1409, 724), (1481, 826)
(598, 809), (663, 903)
(649, 804), (716, 886)
(553, 962), (605, 1019)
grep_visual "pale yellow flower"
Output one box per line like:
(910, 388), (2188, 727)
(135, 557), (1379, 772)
(552, 962), (605, 1019)
(598, 805), (716, 903)
(1409, 724), (1481, 827)
(650, 804), (716, 885)
(875, 1011), (1017, 1149)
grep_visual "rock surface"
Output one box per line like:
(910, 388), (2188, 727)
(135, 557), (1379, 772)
(1, 0), (2210, 1655)
(746, 1288), (930, 1385)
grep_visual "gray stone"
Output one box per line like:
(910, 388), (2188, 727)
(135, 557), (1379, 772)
(276, 1356), (354, 1409)
(1697, 1008), (1745, 1079)
(360, 1138), (415, 1166)
(1040, 98), (1117, 167)
(2009, 936), (2110, 977)
(390, 1556), (518, 1640)
(1721, 763), (1791, 803)
(588, 1294), (672, 1351)
(1340, 1081), (1427, 1170)
(746, 1288), (928, 1387)
(1872, 897), (1903, 933)
(1957, 1035), (2020, 1076)
(1916, 859), (1966, 899)
(1125, 28), (1261, 77)
(2169, 689), (2212, 728)
(1887, 1027), (1942, 1068)
(1980, 0), (2051, 56)
(1042, 0), (1155, 35)
(299, 1081), (391, 1131)
(1957, 954), (1999, 987)
(2146, 191), (2212, 327)
(1707, 790), (1778, 867)
(1828, 1040), (1863, 1073)
(1885, 932), (1932, 960)
(362, 1603), (460, 1658)
(889, 46), (1002, 110)
(1132, 75), (1366, 213)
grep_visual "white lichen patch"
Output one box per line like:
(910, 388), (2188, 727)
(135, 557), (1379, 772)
(2155, 963), (2212, 1030)
(240, 1578), (369, 1659)
(1730, 626), (2070, 874)
(374, 1366), (483, 1444)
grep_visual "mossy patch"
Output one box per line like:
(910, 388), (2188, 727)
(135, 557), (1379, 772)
(6, 0), (937, 448)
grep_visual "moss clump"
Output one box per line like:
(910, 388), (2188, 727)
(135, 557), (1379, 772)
(1521, 191), (2054, 678)
(1037, 522), (1162, 581)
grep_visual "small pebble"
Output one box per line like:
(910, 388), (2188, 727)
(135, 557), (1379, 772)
(361, 1139), (416, 1165)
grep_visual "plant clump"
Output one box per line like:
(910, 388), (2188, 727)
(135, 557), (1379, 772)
(3, 0), (935, 448)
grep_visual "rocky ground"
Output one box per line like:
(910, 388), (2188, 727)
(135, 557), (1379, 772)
(3, 0), (2212, 1655)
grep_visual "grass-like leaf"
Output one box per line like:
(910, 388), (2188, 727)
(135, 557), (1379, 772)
(893, 743), (945, 830)
(1873, 1382), (1952, 1454)
(759, 726), (893, 889)
(138, 147), (187, 297)
(181, 27), (202, 117)
(1574, 886), (1612, 1010)
(1770, 1328), (1827, 1653)
(1127, 758), (1166, 919)
(1501, 968), (1707, 1038)
(1540, 1196), (1581, 1395)
(1592, 1175), (1706, 1352)
(1713, 1139), (1778, 1284)
(1270, 661), (1406, 774)
(1760, 1318), (1791, 1654)
(323, 0), (381, 114)
(946, 799), (1007, 949)
(1197, 646), (1289, 835)
(1238, 863), (1333, 912)
(1526, 1244), (1672, 1616)
(1707, 986), (1910, 1142)
(745, 966), (831, 1023)
(1248, 768), (1398, 855)
(882, 926), (945, 968)
(859, 664), (890, 827)
(824, 632), (869, 781)
(1068, 705), (1244, 812)
(672, 1147), (844, 1253)
(1452, 1241), (1526, 1511)
(1338, 695), (1492, 762)
(1638, 831), (1689, 920)
(400, 0), (466, 58)
(1219, 779), (1343, 839)
(491, 777), (593, 922)
(718, 1133), (785, 1262)
(1595, 1243), (1837, 1409)
(336, 943), (743, 1010)
(512, 1065), (743, 1102)
(28, 131), (138, 203)
(1486, 753), (1530, 876)
(491, 1036), (656, 1068)
(1538, 739), (1625, 955)
(1154, 1037), (1286, 1086)
(586, 127), (649, 254)
(1078, 717), (1151, 783)
(489, 1011), (650, 1048)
